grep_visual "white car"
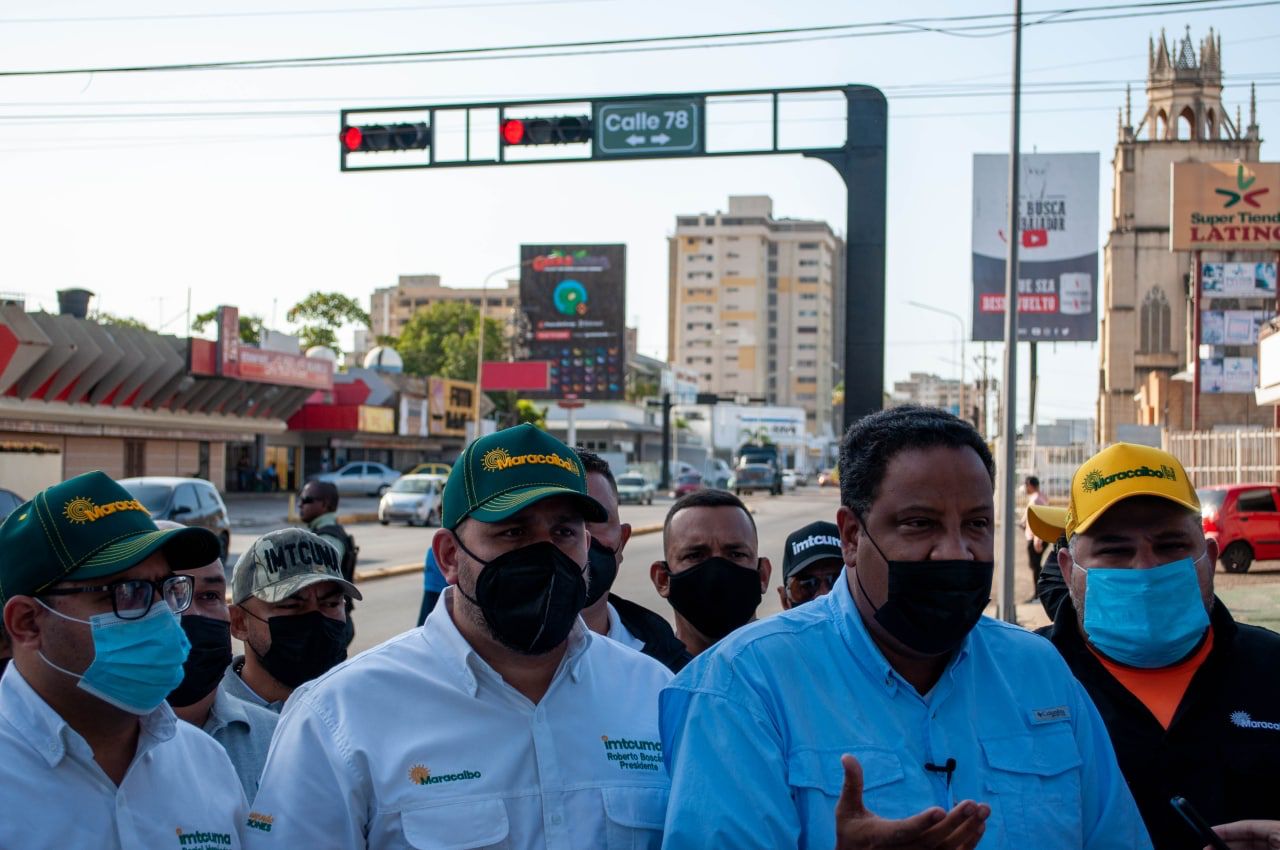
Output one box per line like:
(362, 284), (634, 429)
(313, 461), (401, 496)
(616, 473), (656, 505)
(378, 474), (445, 526)
(781, 470), (798, 491)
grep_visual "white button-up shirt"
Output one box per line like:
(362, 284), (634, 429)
(0, 664), (247, 849)
(248, 588), (674, 849)
(607, 601), (647, 652)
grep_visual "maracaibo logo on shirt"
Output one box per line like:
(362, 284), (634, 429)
(408, 763), (482, 787)
(600, 735), (663, 772)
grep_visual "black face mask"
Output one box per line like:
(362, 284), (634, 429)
(584, 539), (620, 608)
(663, 557), (763, 642)
(455, 538), (587, 656)
(167, 615), (233, 708)
(246, 609), (348, 689)
(854, 522), (993, 656)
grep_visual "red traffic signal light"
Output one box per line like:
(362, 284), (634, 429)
(340, 122), (430, 153)
(500, 115), (591, 146)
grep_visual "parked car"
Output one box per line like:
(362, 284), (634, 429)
(311, 461), (401, 496)
(118, 477), (232, 561)
(781, 470), (798, 491)
(732, 463), (778, 496)
(785, 468), (810, 487)
(670, 471), (704, 499)
(616, 473), (656, 505)
(405, 461), (452, 478)
(379, 474), (445, 526)
(817, 468), (839, 487)
(703, 459), (733, 490)
(0, 487), (24, 522)
(1198, 483), (1280, 573)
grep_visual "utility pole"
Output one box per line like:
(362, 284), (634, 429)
(999, 0), (1024, 625)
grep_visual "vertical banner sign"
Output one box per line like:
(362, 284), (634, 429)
(971, 153), (1100, 341)
(519, 244), (626, 400)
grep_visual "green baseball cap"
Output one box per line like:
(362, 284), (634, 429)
(443, 423), (607, 529)
(0, 471), (222, 605)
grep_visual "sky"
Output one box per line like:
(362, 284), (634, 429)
(0, 0), (1276, 430)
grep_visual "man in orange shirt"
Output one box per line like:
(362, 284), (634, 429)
(1032, 443), (1280, 850)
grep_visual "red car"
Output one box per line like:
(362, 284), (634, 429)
(1197, 483), (1280, 573)
(670, 471), (704, 499)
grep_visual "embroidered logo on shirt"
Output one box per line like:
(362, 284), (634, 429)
(174, 827), (234, 848)
(409, 763), (482, 786)
(246, 812), (274, 833)
(1030, 706), (1071, 724)
(601, 735), (663, 772)
(1231, 711), (1280, 731)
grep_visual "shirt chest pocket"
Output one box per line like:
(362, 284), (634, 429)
(787, 747), (907, 818)
(602, 786), (668, 850)
(981, 728), (1083, 848)
(399, 799), (511, 850)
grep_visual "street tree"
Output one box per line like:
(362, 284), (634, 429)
(397, 301), (506, 381)
(191, 310), (265, 345)
(286, 292), (371, 353)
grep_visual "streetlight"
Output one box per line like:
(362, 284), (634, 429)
(907, 300), (967, 423)
(471, 262), (523, 441)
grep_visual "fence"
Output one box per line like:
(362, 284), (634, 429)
(1164, 429), (1280, 487)
(1014, 439), (1097, 504)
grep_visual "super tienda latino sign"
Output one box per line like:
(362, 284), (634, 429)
(971, 153), (1100, 342)
(1172, 162), (1280, 251)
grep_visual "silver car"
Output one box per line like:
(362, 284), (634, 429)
(312, 461), (401, 496)
(616, 473), (655, 505)
(378, 474), (445, 526)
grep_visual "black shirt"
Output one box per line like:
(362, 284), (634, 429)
(1041, 598), (1280, 849)
(608, 593), (692, 674)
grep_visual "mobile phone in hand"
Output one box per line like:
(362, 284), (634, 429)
(1170, 796), (1231, 850)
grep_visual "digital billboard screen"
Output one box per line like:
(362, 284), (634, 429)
(519, 244), (626, 400)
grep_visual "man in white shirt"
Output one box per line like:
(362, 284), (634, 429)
(0, 471), (248, 848)
(249, 425), (674, 849)
(575, 447), (692, 673)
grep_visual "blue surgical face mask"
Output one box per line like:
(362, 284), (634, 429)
(37, 600), (191, 715)
(1078, 553), (1211, 669)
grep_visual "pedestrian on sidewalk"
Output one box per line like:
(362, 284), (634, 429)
(300, 480), (359, 649)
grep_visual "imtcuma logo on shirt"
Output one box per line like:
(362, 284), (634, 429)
(1231, 711), (1280, 731)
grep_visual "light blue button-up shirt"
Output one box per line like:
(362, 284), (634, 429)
(659, 572), (1151, 849)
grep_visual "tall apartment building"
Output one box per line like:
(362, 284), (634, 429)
(668, 196), (843, 436)
(368, 275), (520, 342)
(889, 372), (980, 416)
(1097, 29), (1263, 441)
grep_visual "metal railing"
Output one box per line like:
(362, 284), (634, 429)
(1164, 429), (1280, 487)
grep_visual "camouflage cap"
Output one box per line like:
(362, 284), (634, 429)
(231, 527), (362, 605)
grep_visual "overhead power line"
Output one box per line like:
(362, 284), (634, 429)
(0, 0), (1274, 78)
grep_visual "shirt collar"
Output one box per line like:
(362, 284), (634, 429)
(422, 587), (592, 697)
(831, 567), (973, 696)
(308, 512), (339, 528)
(206, 686), (252, 735)
(0, 663), (176, 768)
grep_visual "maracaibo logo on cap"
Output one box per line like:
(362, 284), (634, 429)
(1059, 442), (1199, 539)
(443, 423), (606, 529)
(62, 495), (148, 524)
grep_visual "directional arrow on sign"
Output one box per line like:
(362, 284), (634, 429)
(626, 134), (645, 146)
(651, 133), (670, 144)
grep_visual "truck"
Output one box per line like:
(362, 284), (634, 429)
(732, 443), (783, 496)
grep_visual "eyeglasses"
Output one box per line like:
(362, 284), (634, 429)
(788, 573), (840, 597)
(42, 575), (194, 620)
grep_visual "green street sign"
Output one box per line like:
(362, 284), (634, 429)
(594, 98), (701, 157)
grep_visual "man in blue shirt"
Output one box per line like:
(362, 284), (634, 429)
(659, 405), (1150, 849)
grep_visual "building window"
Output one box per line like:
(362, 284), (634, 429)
(1139, 287), (1171, 353)
(799, 242), (820, 249)
(797, 326), (818, 334)
(798, 276), (819, 283)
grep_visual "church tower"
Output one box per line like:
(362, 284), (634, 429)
(1097, 28), (1262, 442)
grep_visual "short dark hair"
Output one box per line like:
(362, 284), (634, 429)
(304, 479), (339, 511)
(1025, 475), (1040, 488)
(838, 405), (995, 517)
(574, 447), (616, 494)
(663, 488), (756, 542)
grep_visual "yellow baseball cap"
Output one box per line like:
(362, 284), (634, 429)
(1026, 504), (1068, 544)
(1051, 442), (1199, 540)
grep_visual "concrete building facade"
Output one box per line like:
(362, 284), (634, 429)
(367, 275), (520, 344)
(1097, 28), (1263, 442)
(668, 196), (842, 436)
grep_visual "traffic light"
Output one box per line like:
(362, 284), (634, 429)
(500, 115), (592, 146)
(340, 122), (430, 153)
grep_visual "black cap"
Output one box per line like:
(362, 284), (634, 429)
(781, 521), (843, 581)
